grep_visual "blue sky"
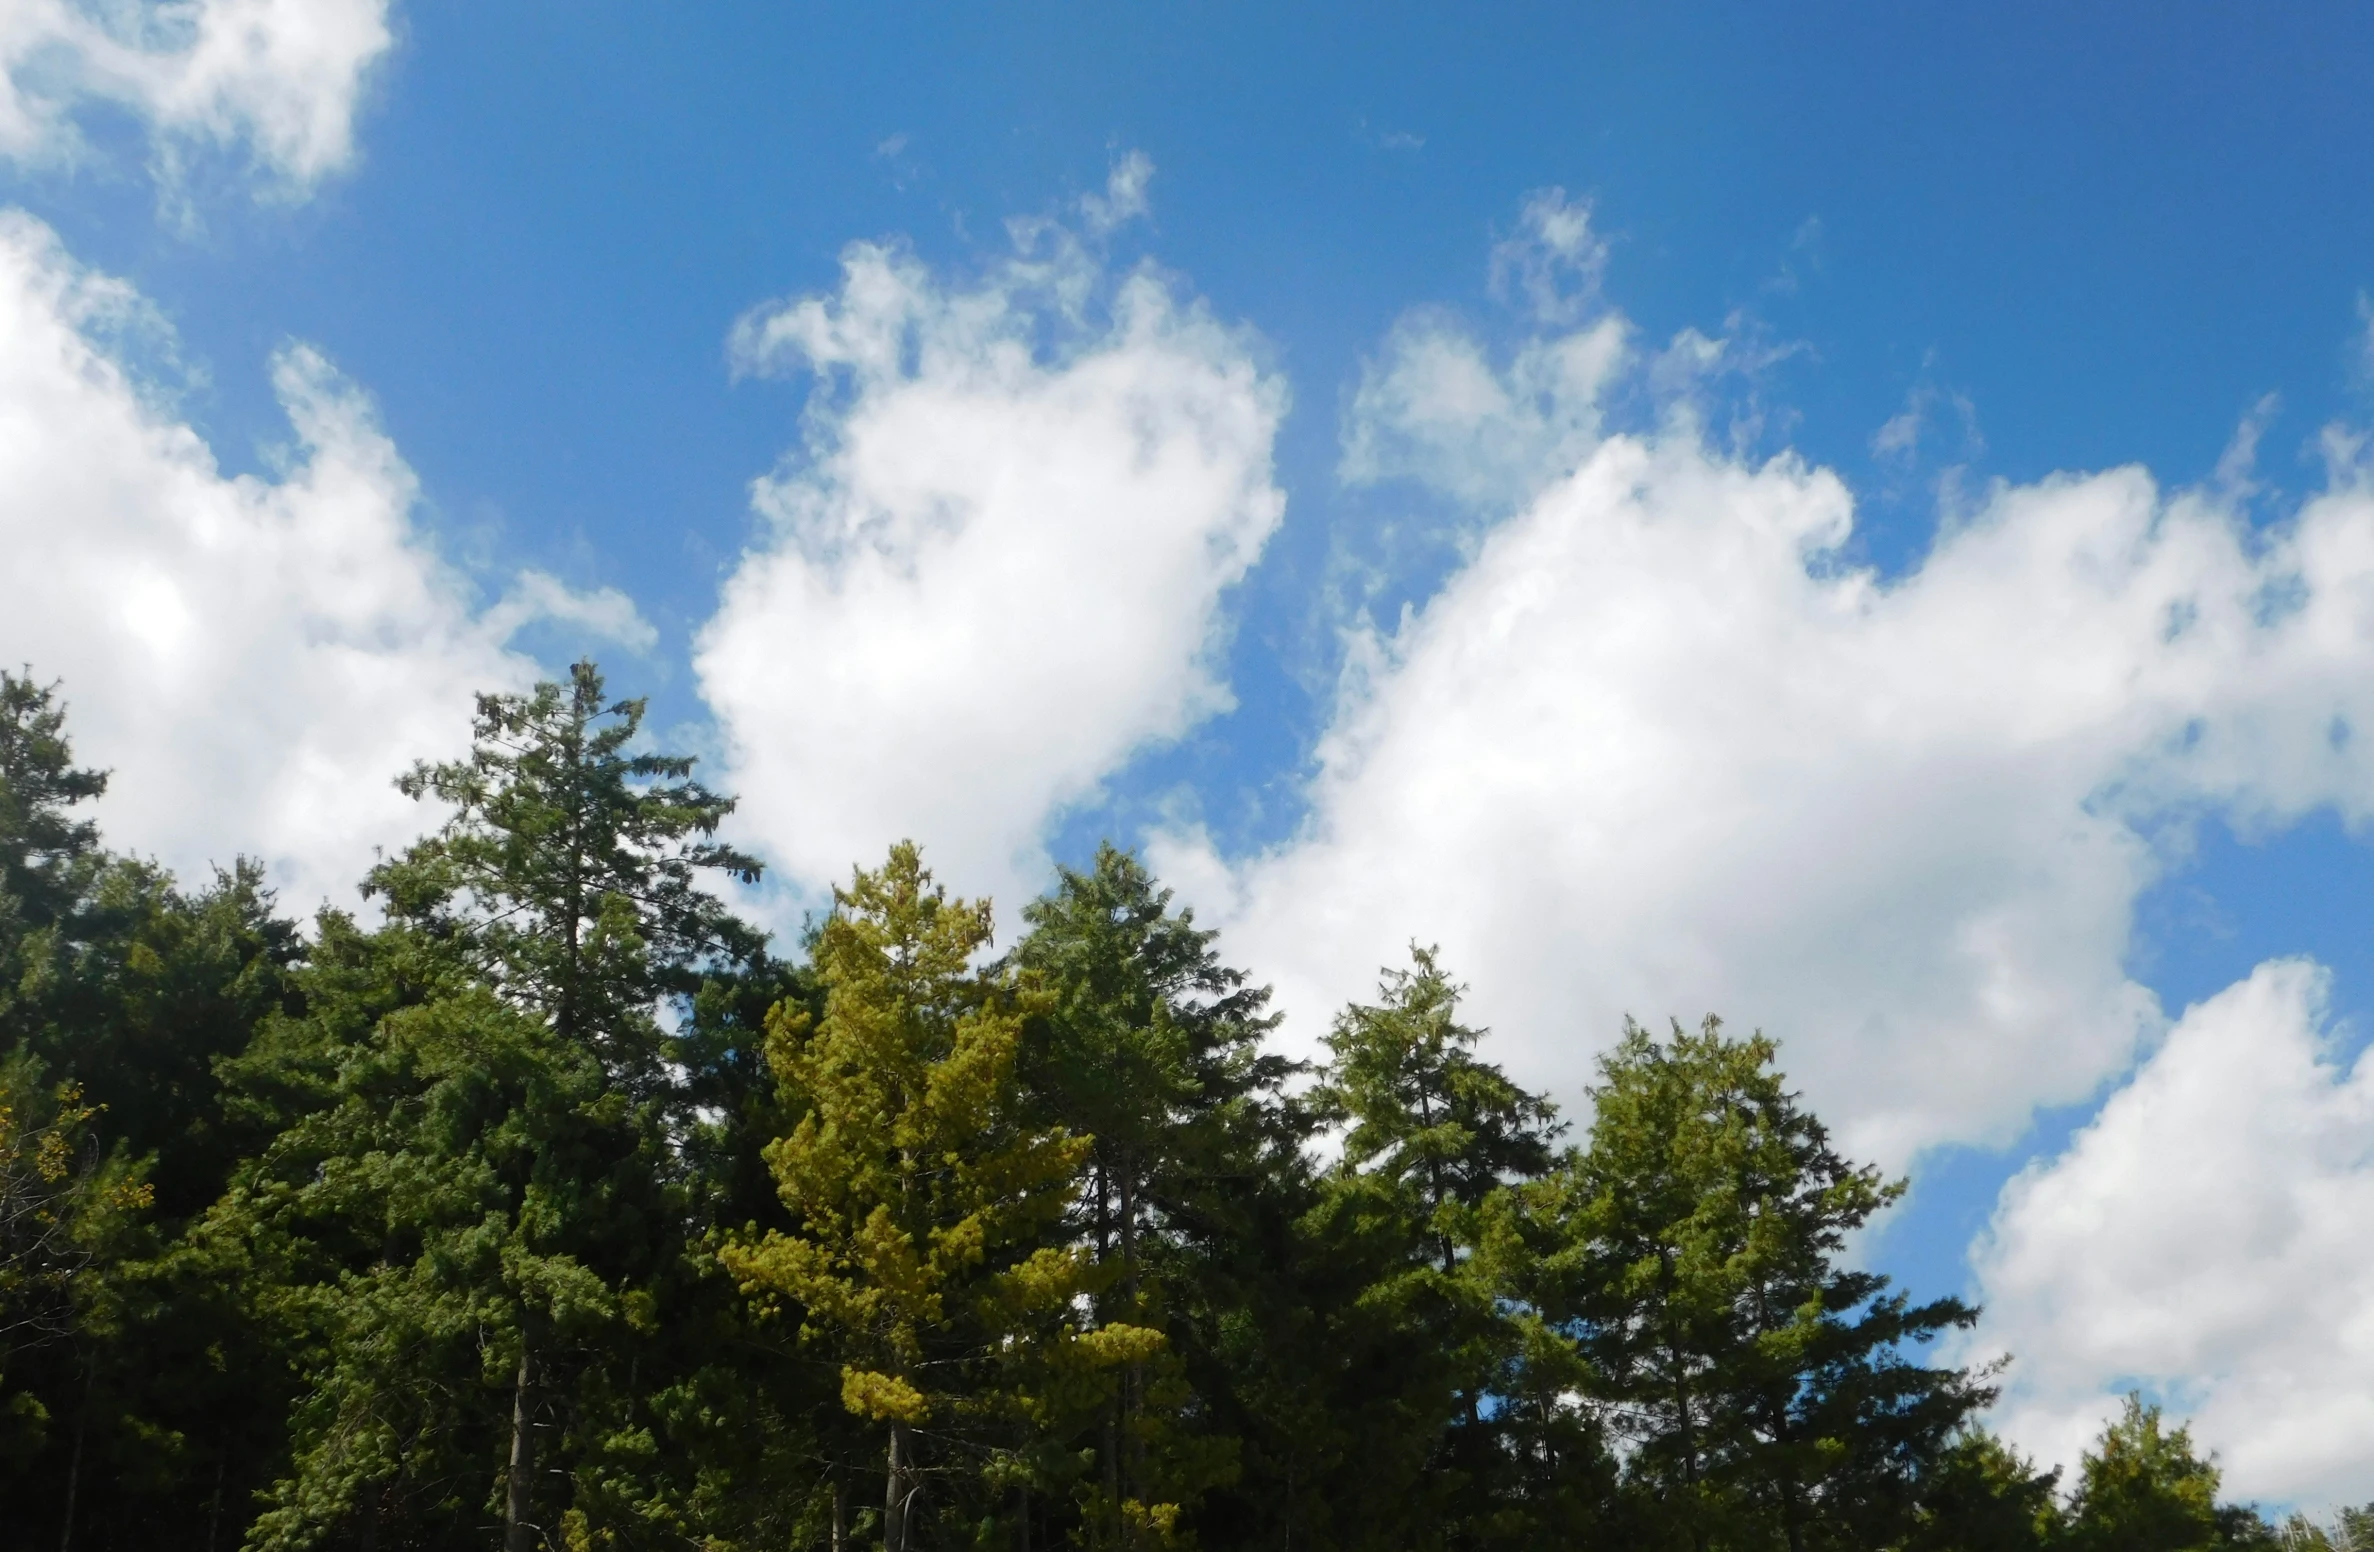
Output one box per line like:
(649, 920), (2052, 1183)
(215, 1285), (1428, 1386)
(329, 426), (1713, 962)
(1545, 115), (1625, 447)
(8, 0), (2374, 1505)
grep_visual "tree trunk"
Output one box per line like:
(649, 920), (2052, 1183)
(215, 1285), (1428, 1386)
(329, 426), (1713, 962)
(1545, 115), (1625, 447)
(1780, 1481), (1808, 1552)
(1675, 1357), (1705, 1552)
(1103, 1409), (1122, 1546)
(206, 1448), (226, 1552)
(1094, 1155), (1120, 1544)
(831, 1477), (847, 1552)
(1418, 1087), (1457, 1275)
(1119, 1160), (1145, 1530)
(56, 1359), (92, 1552)
(504, 1325), (539, 1552)
(885, 1420), (912, 1552)
(1660, 1253), (1706, 1552)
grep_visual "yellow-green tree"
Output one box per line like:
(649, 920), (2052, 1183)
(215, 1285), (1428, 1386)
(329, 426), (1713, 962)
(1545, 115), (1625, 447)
(726, 843), (1148, 1552)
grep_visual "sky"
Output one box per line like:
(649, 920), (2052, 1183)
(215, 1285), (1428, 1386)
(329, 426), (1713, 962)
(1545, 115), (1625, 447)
(4, 0), (2374, 1508)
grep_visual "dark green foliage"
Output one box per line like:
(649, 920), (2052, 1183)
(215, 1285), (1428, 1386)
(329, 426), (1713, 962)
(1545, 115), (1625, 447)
(367, 661), (765, 1086)
(1315, 945), (1559, 1261)
(0, 664), (2318, 1552)
(0, 672), (107, 941)
(1295, 946), (1571, 1551)
(1007, 843), (1290, 1547)
(0, 674), (305, 1551)
(1901, 1429), (2065, 1552)
(1546, 1017), (1988, 1552)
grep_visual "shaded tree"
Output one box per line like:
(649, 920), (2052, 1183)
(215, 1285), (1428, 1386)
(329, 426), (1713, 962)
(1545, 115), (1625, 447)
(1306, 946), (1569, 1549)
(1008, 844), (1286, 1546)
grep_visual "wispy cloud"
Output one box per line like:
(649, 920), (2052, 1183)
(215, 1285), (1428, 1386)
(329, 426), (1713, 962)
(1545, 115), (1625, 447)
(1079, 148), (1154, 234)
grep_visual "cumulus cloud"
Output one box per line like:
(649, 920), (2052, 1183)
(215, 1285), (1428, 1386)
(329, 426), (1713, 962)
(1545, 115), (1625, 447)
(0, 211), (646, 911)
(0, 0), (393, 191)
(484, 569), (658, 655)
(696, 188), (1287, 911)
(1163, 207), (2374, 1166)
(1976, 960), (2374, 1507)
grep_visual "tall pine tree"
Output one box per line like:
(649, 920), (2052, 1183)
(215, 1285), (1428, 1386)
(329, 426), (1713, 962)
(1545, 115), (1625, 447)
(215, 662), (763, 1550)
(1008, 844), (1287, 1547)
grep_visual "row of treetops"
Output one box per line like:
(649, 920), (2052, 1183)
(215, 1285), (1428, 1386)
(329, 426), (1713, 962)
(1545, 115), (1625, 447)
(0, 663), (2360, 1551)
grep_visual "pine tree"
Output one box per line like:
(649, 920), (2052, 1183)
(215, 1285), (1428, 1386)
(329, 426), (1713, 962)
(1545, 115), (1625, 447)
(374, 660), (760, 1549)
(1556, 1016), (1984, 1552)
(215, 662), (763, 1550)
(0, 673), (120, 1396)
(725, 843), (1134, 1552)
(1008, 844), (1285, 1545)
(0, 675), (307, 1550)
(0, 672), (107, 952)
(1305, 946), (1566, 1549)
(1901, 1428), (2065, 1552)
(1315, 945), (1557, 1279)
(2068, 1397), (2274, 1552)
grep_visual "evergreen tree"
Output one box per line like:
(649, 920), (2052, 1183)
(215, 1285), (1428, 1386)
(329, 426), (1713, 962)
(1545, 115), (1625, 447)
(725, 843), (1133, 1552)
(1008, 844), (1286, 1546)
(1555, 1016), (1985, 1552)
(1900, 1428), (2065, 1552)
(1315, 946), (1559, 1275)
(0, 672), (106, 958)
(215, 662), (763, 1550)
(368, 661), (764, 1090)
(0, 675), (304, 1551)
(1305, 946), (1568, 1548)
(5, 656), (2355, 1552)
(2067, 1397), (2274, 1552)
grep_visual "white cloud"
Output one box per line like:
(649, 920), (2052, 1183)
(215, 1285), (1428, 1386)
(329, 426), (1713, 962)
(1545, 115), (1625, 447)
(0, 210), (645, 911)
(1342, 193), (1627, 512)
(483, 569), (656, 656)
(696, 204), (1287, 912)
(1976, 960), (2374, 1508)
(1164, 262), (2374, 1167)
(1869, 404), (1922, 461)
(1339, 309), (1626, 511)
(0, 0), (392, 192)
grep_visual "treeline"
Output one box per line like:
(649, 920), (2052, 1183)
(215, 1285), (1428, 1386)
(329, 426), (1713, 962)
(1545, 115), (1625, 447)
(0, 663), (2359, 1551)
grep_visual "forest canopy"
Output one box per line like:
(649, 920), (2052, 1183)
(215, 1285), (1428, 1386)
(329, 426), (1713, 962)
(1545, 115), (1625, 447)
(0, 663), (2357, 1552)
